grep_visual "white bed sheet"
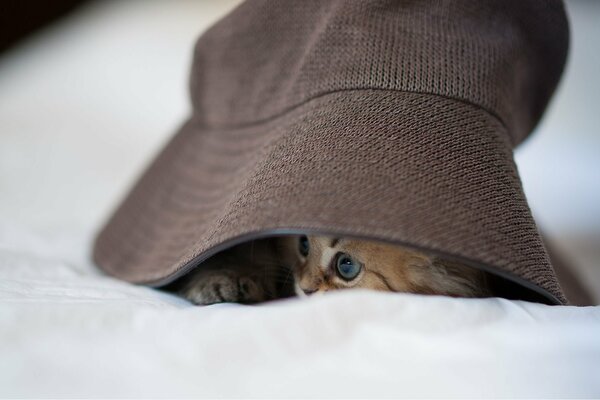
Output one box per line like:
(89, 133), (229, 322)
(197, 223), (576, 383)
(1, 1), (600, 397)
(1, 225), (599, 398)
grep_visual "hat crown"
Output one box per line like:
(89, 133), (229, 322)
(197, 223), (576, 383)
(190, 0), (568, 145)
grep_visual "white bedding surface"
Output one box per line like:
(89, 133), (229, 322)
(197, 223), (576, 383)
(1, 1), (600, 397)
(1, 226), (599, 398)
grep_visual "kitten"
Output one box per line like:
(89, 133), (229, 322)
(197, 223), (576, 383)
(283, 235), (489, 298)
(174, 235), (489, 305)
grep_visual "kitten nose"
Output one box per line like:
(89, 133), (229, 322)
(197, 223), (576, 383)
(302, 288), (318, 295)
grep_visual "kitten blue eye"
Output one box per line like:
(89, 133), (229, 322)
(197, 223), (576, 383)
(299, 236), (310, 257)
(335, 253), (362, 280)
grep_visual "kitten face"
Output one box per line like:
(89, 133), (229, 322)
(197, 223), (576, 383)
(281, 235), (488, 298)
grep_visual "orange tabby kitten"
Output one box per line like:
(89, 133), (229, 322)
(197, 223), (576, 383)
(284, 235), (489, 298)
(175, 235), (490, 305)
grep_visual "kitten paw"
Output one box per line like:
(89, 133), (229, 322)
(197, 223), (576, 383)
(182, 269), (266, 305)
(238, 276), (263, 302)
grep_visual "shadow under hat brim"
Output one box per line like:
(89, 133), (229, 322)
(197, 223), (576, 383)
(93, 89), (565, 305)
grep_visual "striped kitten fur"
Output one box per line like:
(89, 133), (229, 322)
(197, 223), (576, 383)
(175, 235), (490, 305)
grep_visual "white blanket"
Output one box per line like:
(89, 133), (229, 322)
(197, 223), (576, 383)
(1, 225), (599, 398)
(1, 1), (599, 397)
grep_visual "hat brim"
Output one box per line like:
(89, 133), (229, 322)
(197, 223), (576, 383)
(93, 89), (565, 304)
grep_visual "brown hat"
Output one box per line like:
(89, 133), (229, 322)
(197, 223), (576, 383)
(94, 0), (570, 304)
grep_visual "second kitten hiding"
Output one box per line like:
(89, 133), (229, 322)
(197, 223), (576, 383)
(175, 235), (490, 305)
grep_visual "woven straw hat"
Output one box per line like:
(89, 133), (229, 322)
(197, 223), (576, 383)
(94, 0), (570, 304)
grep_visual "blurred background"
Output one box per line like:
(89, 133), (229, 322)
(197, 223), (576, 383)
(0, 1), (598, 300)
